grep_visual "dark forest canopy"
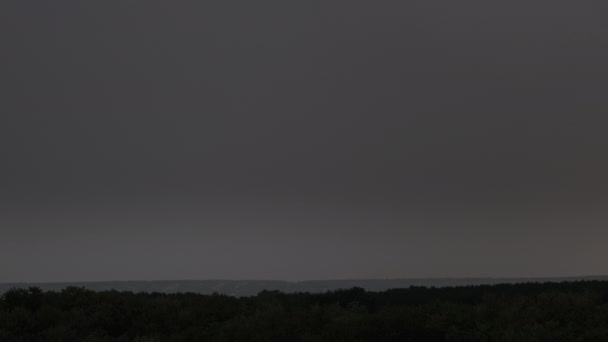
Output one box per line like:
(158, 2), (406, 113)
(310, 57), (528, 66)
(4, 277), (608, 297)
(1, 281), (608, 341)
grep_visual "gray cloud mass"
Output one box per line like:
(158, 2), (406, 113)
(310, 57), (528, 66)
(1, 0), (607, 282)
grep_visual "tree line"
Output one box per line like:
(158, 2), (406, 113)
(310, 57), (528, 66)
(1, 281), (608, 341)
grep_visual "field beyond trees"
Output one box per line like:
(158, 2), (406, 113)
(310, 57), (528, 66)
(1, 281), (608, 341)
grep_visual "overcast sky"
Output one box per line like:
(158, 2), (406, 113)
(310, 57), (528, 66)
(1, 0), (607, 282)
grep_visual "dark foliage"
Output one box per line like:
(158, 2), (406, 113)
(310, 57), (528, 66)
(1, 281), (608, 341)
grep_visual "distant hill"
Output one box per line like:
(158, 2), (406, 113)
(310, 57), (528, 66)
(2, 276), (607, 296)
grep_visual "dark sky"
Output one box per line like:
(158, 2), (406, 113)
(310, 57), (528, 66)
(1, 0), (608, 282)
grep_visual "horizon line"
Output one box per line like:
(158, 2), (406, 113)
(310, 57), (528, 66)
(3, 275), (608, 285)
